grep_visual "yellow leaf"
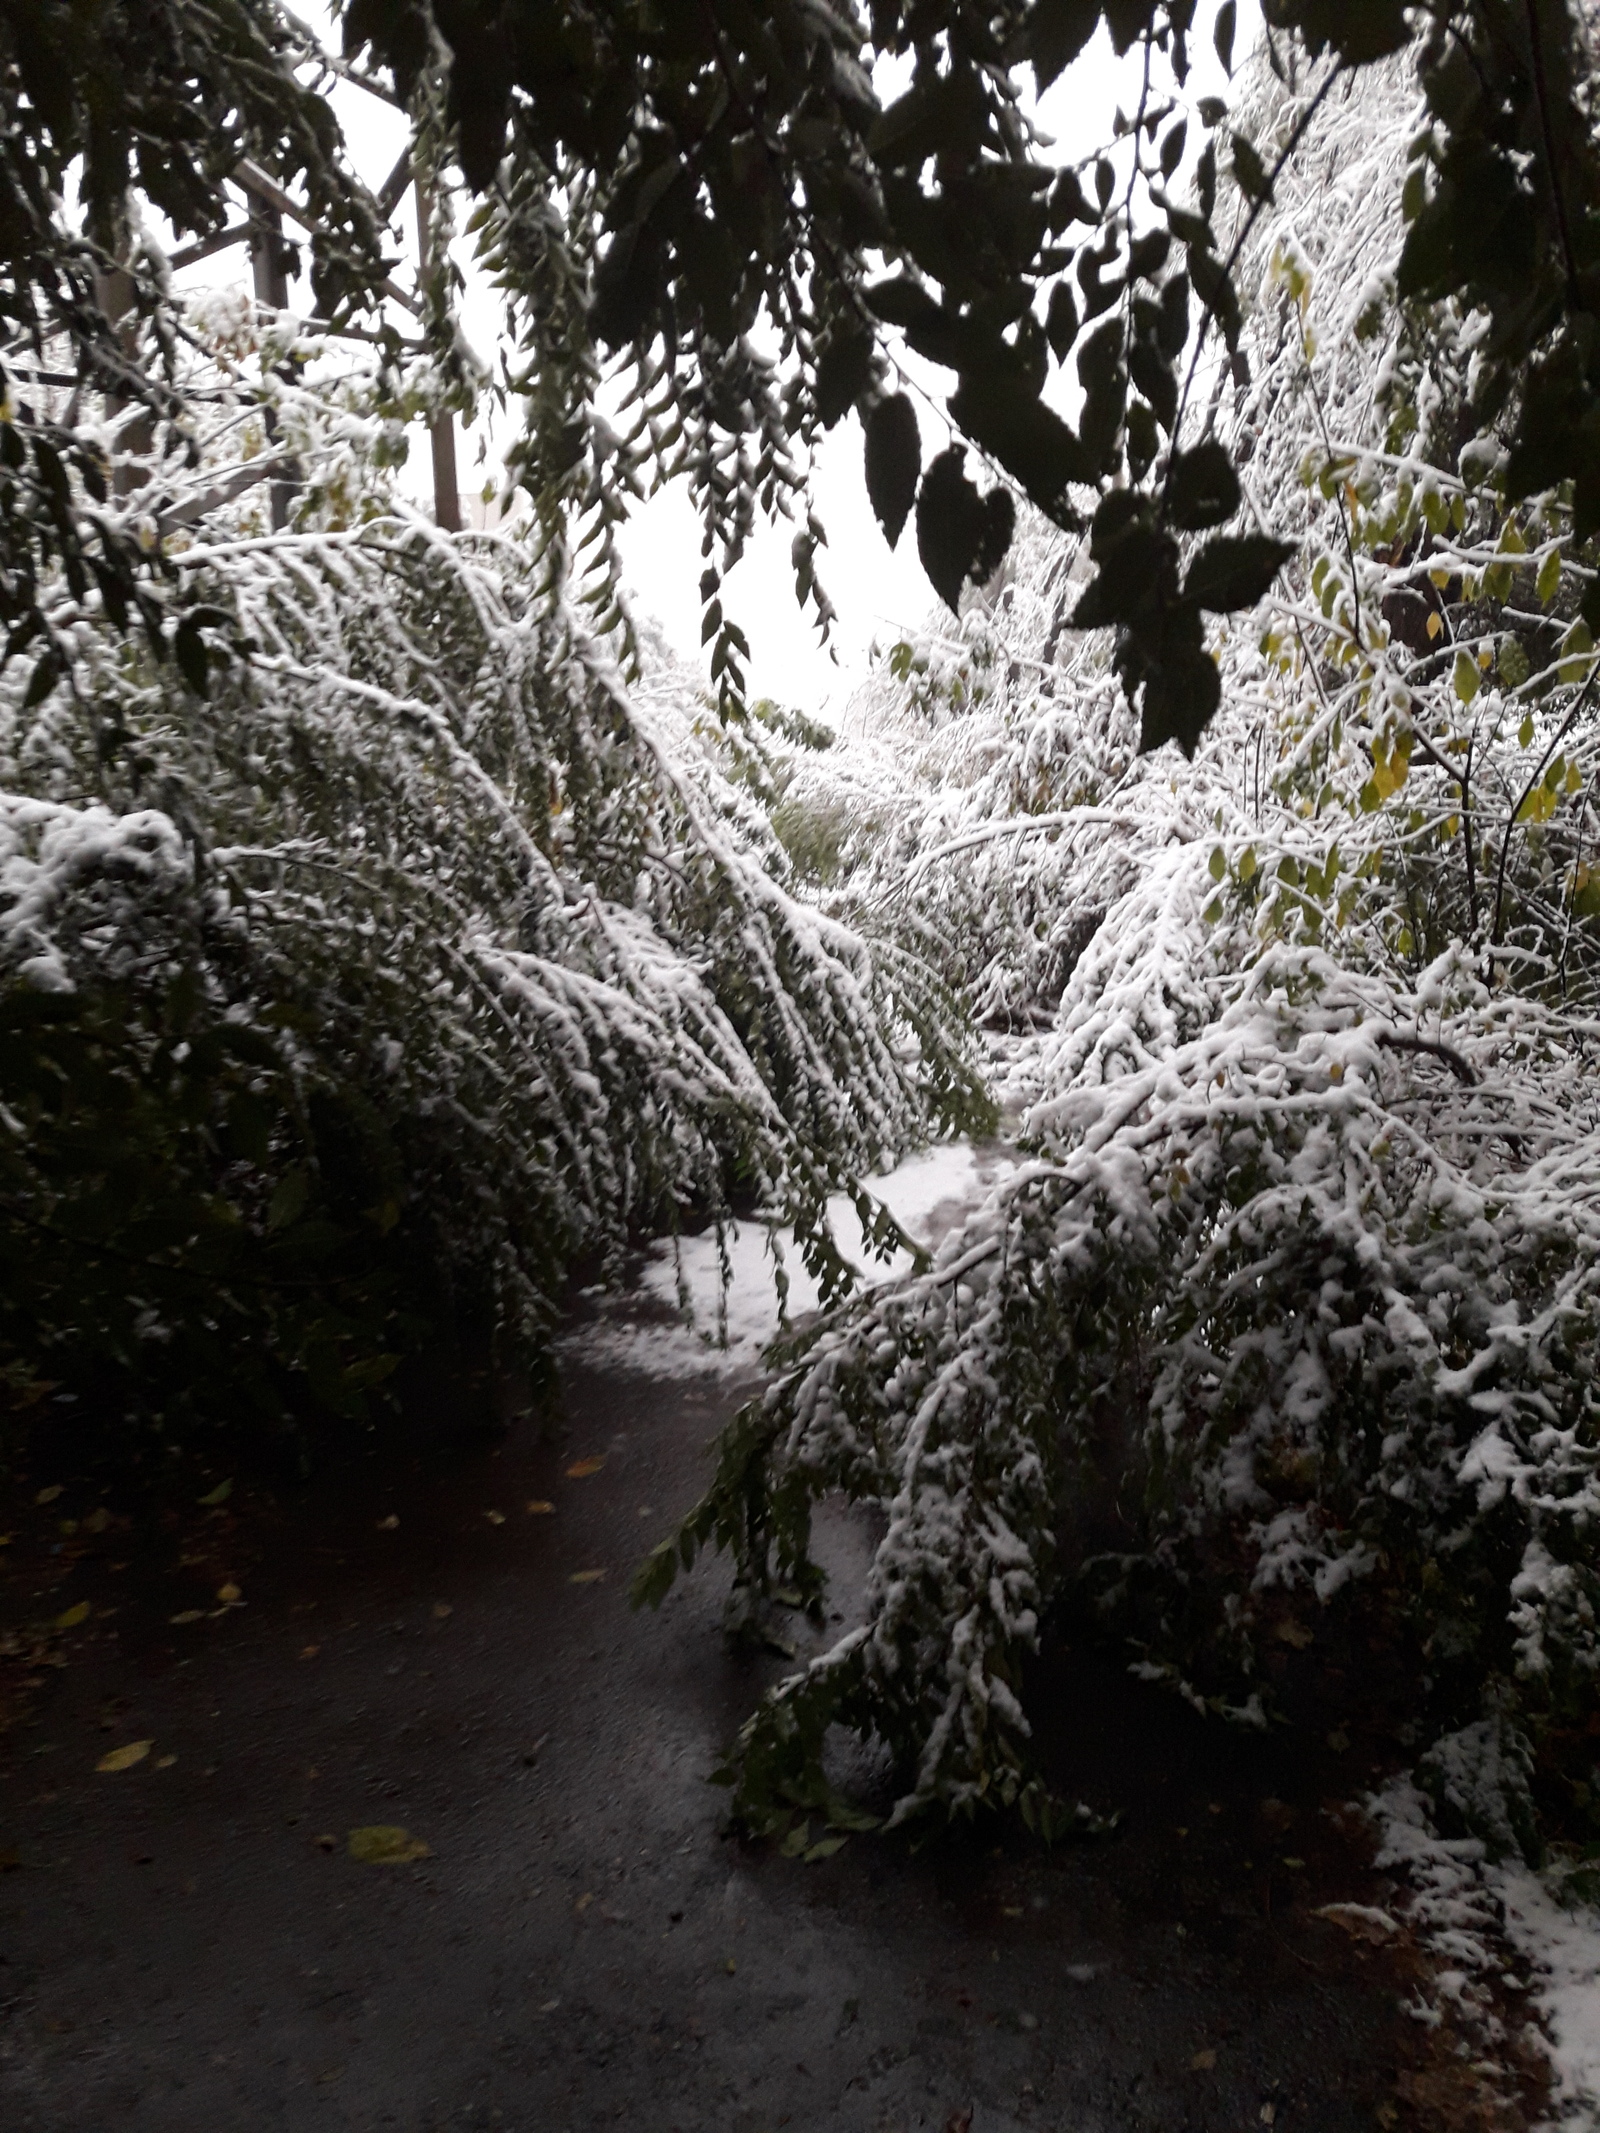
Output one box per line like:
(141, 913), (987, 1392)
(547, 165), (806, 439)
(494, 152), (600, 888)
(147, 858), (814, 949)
(1537, 547), (1562, 604)
(156, 1754), (177, 1769)
(565, 1457), (606, 1478)
(1191, 2049), (1217, 2071)
(484, 1509), (506, 1525)
(216, 1581), (241, 1604)
(347, 1825), (431, 1864)
(1452, 649), (1480, 703)
(574, 1890), (594, 1914)
(97, 1740), (152, 1773)
(526, 1500), (555, 1515)
(55, 1600), (90, 1629)
(1425, 609), (1442, 639)
(169, 1609), (204, 1625)
(568, 1568), (607, 1585)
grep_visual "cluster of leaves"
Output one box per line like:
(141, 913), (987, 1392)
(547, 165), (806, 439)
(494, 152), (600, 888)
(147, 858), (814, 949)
(636, 39), (1600, 1859)
(0, 0), (395, 688)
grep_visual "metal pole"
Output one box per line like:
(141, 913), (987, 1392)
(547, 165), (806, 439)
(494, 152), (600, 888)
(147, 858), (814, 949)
(414, 180), (461, 531)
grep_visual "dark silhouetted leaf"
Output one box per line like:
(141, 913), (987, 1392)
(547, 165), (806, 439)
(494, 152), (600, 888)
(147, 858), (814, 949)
(1167, 441), (1240, 529)
(864, 394), (921, 550)
(1185, 533), (1296, 611)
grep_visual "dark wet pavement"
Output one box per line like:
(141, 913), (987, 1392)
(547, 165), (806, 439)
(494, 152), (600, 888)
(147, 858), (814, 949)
(1, 1351), (1453, 2132)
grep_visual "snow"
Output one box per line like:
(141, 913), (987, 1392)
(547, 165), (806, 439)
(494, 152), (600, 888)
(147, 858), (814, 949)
(561, 1138), (1017, 1377)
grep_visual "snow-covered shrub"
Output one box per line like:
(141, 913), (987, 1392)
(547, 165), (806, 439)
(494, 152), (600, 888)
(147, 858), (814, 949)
(643, 48), (1600, 1848)
(0, 312), (985, 1458)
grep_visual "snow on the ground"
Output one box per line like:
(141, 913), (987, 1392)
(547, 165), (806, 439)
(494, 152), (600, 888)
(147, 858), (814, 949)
(560, 1138), (1015, 1377)
(1499, 1867), (1600, 2128)
(1372, 1776), (1600, 2129)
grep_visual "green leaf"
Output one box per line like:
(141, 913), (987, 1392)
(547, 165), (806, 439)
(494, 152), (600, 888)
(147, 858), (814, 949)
(864, 394), (920, 551)
(1185, 534), (1294, 611)
(1167, 441), (1240, 530)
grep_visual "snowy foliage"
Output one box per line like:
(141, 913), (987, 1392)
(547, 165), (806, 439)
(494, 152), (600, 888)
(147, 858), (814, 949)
(648, 50), (1600, 1859)
(0, 300), (983, 1445)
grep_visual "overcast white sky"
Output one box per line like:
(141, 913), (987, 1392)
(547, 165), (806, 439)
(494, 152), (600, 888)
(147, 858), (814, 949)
(180, 3), (1258, 714)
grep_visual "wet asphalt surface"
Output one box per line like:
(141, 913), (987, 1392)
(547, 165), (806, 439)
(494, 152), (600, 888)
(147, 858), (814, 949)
(1, 1346), (1452, 2133)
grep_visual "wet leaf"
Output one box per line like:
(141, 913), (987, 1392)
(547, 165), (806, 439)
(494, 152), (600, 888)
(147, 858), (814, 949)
(35, 1484), (62, 1505)
(216, 1581), (241, 1604)
(568, 1568), (607, 1584)
(197, 1479), (233, 1507)
(432, 1602), (453, 1618)
(805, 1835), (848, 1861)
(1274, 1618), (1313, 1649)
(526, 1500), (555, 1515)
(565, 1456), (605, 1478)
(376, 1514), (399, 1530)
(347, 1824), (431, 1864)
(1191, 2048), (1217, 2071)
(97, 1740), (152, 1772)
(155, 1754), (177, 1769)
(484, 1509), (506, 1524)
(55, 1601), (90, 1629)
(169, 1609), (204, 1625)
(574, 1889), (594, 1913)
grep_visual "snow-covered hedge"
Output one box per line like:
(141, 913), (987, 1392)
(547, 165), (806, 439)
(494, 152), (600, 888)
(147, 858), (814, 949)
(645, 51), (1600, 1858)
(0, 306), (984, 1448)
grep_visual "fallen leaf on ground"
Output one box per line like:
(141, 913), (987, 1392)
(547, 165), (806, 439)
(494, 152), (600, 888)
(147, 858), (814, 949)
(347, 1825), (431, 1864)
(1274, 1618), (1313, 1648)
(1261, 2105), (1277, 2126)
(484, 1509), (505, 1525)
(169, 1610), (204, 1625)
(1326, 1727), (1351, 1752)
(300, 1644), (320, 1659)
(97, 1740), (152, 1773)
(432, 1602), (452, 1618)
(83, 1507), (111, 1534)
(315, 1833), (337, 1852)
(55, 1601), (90, 1629)
(1313, 1902), (1399, 1945)
(376, 1514), (399, 1531)
(216, 1581), (241, 1604)
(155, 1754), (177, 1769)
(945, 2112), (973, 2133)
(565, 1457), (605, 1478)
(568, 1568), (606, 1584)
(526, 1501), (555, 1515)
(574, 1891), (594, 1914)
(197, 1479), (233, 1507)
(1191, 2049), (1217, 2071)
(35, 1485), (62, 1505)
